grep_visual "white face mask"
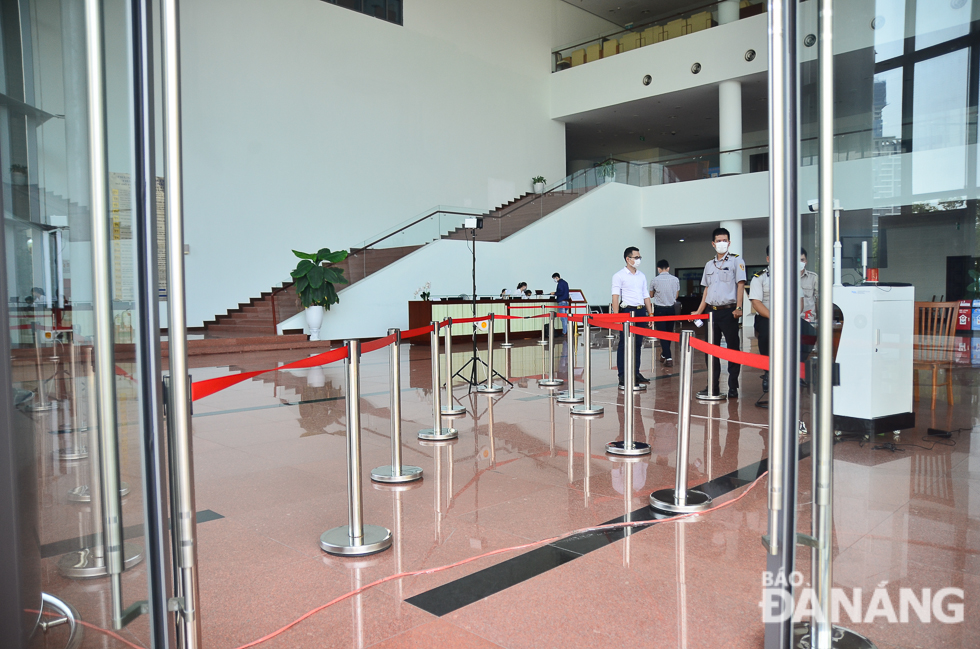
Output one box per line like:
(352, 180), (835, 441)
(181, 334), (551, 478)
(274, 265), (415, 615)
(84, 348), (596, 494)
(630, 257), (641, 267)
(714, 241), (729, 255)
(800, 261), (806, 272)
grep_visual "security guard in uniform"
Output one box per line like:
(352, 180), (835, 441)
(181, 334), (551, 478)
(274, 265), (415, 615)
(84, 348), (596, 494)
(749, 248), (772, 392)
(694, 227), (746, 398)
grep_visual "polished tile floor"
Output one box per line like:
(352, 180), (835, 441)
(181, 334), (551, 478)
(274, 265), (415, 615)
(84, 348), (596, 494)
(32, 330), (980, 648)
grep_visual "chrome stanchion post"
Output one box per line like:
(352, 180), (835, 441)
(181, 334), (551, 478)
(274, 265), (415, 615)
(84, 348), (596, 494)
(58, 338), (88, 460)
(322, 340), (393, 556)
(698, 312), (726, 402)
(419, 321), (458, 440)
(477, 314), (503, 393)
(605, 304), (616, 339)
(501, 304), (512, 348)
(557, 316), (583, 404)
(372, 330), (423, 483)
(607, 323), (650, 456)
(650, 330), (711, 512)
(441, 318), (466, 415)
(537, 305), (548, 345)
(537, 312), (563, 387)
(572, 316), (603, 415)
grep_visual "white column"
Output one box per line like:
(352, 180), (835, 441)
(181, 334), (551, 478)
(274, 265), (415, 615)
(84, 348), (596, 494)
(720, 220), (743, 259)
(718, 0), (740, 25)
(719, 80), (742, 176)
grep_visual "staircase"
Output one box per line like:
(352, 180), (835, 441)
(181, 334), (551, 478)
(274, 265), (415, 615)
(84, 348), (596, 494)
(201, 185), (595, 338)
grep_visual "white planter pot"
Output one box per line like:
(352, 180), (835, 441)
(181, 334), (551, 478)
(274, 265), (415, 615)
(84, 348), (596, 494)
(305, 305), (325, 341)
(533, 182), (545, 194)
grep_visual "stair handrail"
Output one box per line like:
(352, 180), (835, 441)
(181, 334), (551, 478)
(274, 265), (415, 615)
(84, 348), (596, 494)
(349, 209), (481, 255)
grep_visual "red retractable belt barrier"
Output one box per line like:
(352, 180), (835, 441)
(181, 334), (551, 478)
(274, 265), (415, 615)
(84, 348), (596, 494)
(688, 336), (806, 378)
(361, 333), (397, 354)
(191, 345), (350, 402)
(630, 325), (681, 343)
(401, 324), (434, 340)
(628, 314), (709, 323)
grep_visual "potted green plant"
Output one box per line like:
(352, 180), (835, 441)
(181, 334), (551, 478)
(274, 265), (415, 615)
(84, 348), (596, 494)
(290, 247), (349, 341)
(597, 160), (616, 183)
(531, 176), (546, 193)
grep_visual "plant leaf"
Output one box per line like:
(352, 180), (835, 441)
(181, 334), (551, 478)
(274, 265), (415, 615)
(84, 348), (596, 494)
(294, 274), (309, 294)
(307, 264), (325, 288)
(290, 259), (314, 278)
(321, 249), (349, 264)
(322, 267), (348, 285)
(293, 250), (317, 261)
(324, 283), (338, 309)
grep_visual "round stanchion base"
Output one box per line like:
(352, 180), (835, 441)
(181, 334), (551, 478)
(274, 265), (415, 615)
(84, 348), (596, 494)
(605, 440), (651, 456)
(56, 447), (88, 461)
(649, 488), (712, 513)
(604, 334), (616, 340)
(571, 404), (604, 416)
(418, 427), (458, 441)
(371, 464), (423, 483)
(320, 524), (393, 556)
(476, 383), (504, 393)
(441, 405), (467, 416)
(618, 384), (646, 391)
(27, 401), (57, 412)
(555, 391), (584, 404)
(57, 541), (144, 579)
(792, 622), (877, 649)
(696, 392), (727, 402)
(537, 379), (563, 387)
(536, 339), (548, 346)
(499, 342), (513, 348)
(67, 482), (131, 503)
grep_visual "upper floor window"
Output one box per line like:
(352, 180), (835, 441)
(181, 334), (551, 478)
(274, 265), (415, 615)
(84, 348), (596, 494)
(323, 0), (402, 26)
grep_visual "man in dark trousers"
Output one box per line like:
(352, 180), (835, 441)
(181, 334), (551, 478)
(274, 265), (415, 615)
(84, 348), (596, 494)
(650, 260), (680, 367)
(693, 227), (746, 398)
(551, 272), (570, 335)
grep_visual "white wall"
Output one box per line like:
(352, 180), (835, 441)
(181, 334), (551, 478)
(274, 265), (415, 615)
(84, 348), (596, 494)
(319, 182), (653, 340)
(178, 0), (594, 327)
(640, 171), (770, 227)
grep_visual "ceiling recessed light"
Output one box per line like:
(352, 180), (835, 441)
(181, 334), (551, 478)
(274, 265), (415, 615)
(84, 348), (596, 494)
(679, 238), (685, 242)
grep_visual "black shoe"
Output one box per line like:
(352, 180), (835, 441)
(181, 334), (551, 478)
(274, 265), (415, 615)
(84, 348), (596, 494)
(762, 372), (769, 393)
(635, 374), (650, 384)
(664, 358), (673, 367)
(728, 388), (738, 398)
(618, 379), (625, 390)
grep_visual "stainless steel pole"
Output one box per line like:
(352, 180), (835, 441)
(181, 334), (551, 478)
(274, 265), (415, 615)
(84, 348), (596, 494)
(607, 323), (650, 456)
(650, 330), (710, 512)
(557, 315), (583, 404)
(372, 330), (422, 483)
(765, 0), (801, 646)
(477, 314), (503, 393)
(442, 318), (466, 414)
(537, 305), (548, 345)
(501, 304), (512, 348)
(572, 316), (603, 415)
(538, 313), (563, 387)
(321, 341), (393, 555)
(419, 322), (457, 440)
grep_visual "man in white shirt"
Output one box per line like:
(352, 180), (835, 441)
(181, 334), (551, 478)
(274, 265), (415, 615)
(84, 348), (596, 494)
(612, 247), (654, 388)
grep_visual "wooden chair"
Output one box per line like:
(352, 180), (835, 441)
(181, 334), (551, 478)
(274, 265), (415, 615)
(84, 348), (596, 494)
(913, 301), (958, 409)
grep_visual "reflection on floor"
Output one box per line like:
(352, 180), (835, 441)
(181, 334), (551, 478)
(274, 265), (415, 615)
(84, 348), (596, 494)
(29, 333), (980, 648)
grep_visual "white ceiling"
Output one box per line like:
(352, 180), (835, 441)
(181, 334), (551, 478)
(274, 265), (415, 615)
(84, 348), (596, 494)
(562, 0), (709, 28)
(564, 72), (769, 159)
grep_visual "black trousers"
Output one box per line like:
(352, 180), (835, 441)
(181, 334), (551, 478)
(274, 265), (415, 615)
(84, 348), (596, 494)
(709, 306), (740, 391)
(653, 305), (675, 359)
(617, 305), (646, 380)
(754, 315), (816, 365)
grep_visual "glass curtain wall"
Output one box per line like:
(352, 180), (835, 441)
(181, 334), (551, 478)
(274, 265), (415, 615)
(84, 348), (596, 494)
(1, 0), (167, 646)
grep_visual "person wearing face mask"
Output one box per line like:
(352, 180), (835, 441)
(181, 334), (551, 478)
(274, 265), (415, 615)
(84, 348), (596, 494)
(799, 248), (818, 368)
(694, 227), (747, 398)
(750, 247), (773, 393)
(550, 273), (570, 336)
(612, 247), (653, 389)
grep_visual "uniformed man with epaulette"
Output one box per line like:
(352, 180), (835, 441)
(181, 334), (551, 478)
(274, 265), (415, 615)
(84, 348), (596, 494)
(749, 247), (772, 392)
(694, 227), (746, 398)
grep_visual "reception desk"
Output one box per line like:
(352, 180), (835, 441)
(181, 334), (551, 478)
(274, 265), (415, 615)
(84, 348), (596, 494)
(408, 298), (558, 343)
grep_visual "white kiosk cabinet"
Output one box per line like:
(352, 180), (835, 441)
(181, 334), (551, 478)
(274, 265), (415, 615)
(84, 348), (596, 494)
(832, 283), (915, 434)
